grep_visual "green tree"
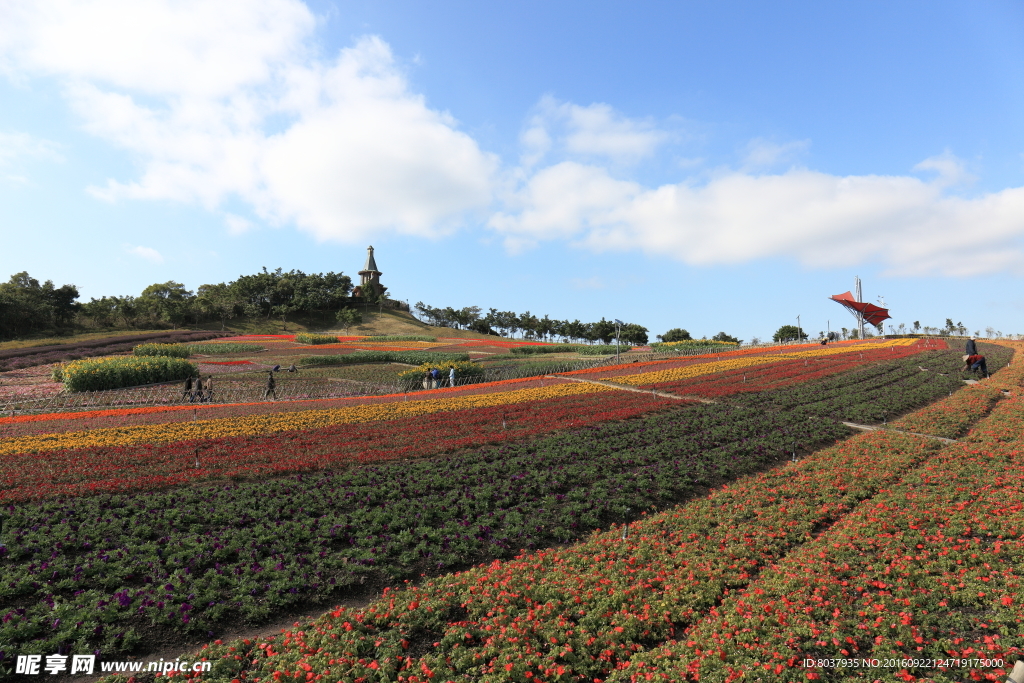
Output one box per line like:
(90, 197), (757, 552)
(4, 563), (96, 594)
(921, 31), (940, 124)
(712, 331), (741, 344)
(591, 318), (616, 344)
(658, 328), (692, 342)
(139, 281), (193, 329)
(621, 323), (649, 345)
(336, 308), (362, 334)
(196, 283), (237, 331)
(0, 272), (80, 338)
(773, 325), (807, 342)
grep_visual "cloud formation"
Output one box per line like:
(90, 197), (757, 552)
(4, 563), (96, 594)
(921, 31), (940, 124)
(125, 245), (163, 263)
(492, 160), (1024, 277)
(3, 1), (1024, 277)
(2, 0), (496, 242)
(520, 96), (669, 167)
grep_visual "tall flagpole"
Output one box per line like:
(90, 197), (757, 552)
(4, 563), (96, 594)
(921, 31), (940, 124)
(855, 276), (866, 340)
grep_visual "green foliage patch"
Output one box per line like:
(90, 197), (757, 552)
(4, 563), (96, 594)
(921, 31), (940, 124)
(185, 343), (265, 355)
(509, 344), (587, 355)
(132, 343), (191, 358)
(299, 351), (470, 367)
(295, 333), (340, 345)
(59, 356), (198, 392)
(576, 344), (633, 355)
(363, 335), (437, 342)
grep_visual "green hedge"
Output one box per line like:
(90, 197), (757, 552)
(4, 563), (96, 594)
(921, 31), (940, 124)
(133, 343), (191, 358)
(295, 333), (340, 345)
(299, 351), (470, 367)
(363, 335), (438, 342)
(651, 339), (738, 352)
(398, 360), (484, 389)
(510, 344), (587, 355)
(577, 344), (632, 355)
(185, 343), (265, 355)
(60, 356), (198, 392)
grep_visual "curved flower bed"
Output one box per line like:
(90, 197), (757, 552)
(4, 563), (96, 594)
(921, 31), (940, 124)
(177, 362), (1022, 683)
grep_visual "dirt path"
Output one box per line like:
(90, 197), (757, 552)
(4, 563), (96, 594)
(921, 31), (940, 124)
(549, 374), (714, 403)
(841, 421), (959, 444)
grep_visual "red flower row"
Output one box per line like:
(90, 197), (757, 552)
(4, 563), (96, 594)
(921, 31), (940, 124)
(0, 389), (675, 502)
(643, 344), (925, 398)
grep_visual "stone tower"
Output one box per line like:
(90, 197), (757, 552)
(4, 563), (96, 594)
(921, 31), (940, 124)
(357, 245), (386, 298)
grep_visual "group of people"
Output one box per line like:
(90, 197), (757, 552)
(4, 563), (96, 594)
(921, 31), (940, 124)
(424, 366), (456, 389)
(181, 375), (214, 402)
(963, 336), (990, 378)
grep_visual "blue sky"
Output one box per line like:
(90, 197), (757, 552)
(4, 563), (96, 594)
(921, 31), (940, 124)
(2, 0), (1023, 341)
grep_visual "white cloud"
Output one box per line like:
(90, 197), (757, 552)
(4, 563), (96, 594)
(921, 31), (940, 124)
(521, 96), (669, 167)
(224, 213), (254, 236)
(2, 1), (496, 243)
(570, 276), (605, 290)
(494, 158), (1024, 277)
(125, 245), (163, 263)
(741, 138), (810, 169)
(913, 151), (976, 187)
(0, 130), (63, 166)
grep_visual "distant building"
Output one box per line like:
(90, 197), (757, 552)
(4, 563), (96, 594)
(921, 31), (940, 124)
(351, 246), (408, 311)
(353, 245), (387, 299)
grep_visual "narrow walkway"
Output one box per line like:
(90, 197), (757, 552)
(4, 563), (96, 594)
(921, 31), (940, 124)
(841, 421), (959, 444)
(548, 375), (715, 403)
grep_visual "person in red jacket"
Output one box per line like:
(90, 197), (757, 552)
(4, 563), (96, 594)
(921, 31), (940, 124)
(963, 354), (989, 378)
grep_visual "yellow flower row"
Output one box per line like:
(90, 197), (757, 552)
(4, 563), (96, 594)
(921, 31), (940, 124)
(0, 382), (611, 455)
(607, 340), (917, 386)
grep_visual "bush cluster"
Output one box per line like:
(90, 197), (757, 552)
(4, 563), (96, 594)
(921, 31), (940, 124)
(363, 335), (437, 342)
(398, 360), (484, 388)
(509, 344), (587, 355)
(576, 344), (633, 355)
(185, 343), (265, 355)
(299, 351), (470, 367)
(295, 333), (340, 345)
(133, 343), (191, 358)
(58, 356), (198, 392)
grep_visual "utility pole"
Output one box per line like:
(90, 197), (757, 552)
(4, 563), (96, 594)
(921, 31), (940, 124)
(855, 276), (866, 340)
(796, 315), (801, 343)
(614, 319), (624, 359)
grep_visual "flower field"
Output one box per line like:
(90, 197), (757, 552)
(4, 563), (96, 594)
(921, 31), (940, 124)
(167, 347), (1022, 683)
(0, 334), (1019, 680)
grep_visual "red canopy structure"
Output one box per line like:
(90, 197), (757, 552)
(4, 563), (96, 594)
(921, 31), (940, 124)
(830, 291), (891, 327)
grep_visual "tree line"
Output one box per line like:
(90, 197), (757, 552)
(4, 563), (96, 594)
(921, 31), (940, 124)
(413, 302), (650, 345)
(0, 268), (355, 340)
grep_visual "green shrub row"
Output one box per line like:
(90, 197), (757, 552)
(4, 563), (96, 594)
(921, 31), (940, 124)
(132, 343), (191, 358)
(294, 333), (340, 345)
(509, 344), (587, 355)
(398, 360), (484, 388)
(185, 343), (265, 355)
(576, 344), (633, 355)
(651, 339), (738, 351)
(298, 351), (470, 367)
(58, 356), (198, 392)
(362, 335), (437, 342)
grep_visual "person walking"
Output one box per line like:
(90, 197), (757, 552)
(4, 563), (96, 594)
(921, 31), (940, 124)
(423, 368), (432, 390)
(182, 375), (194, 402)
(449, 366), (456, 388)
(430, 367), (440, 389)
(204, 375), (214, 402)
(193, 376), (204, 403)
(263, 371), (277, 400)
(963, 353), (990, 378)
(965, 336), (978, 356)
